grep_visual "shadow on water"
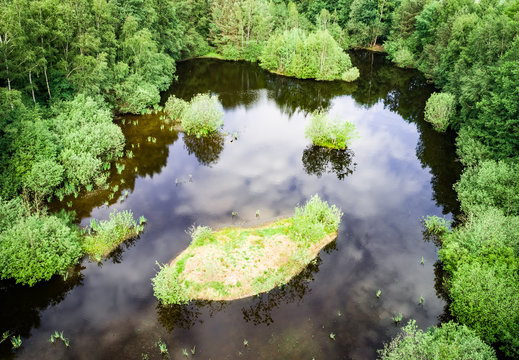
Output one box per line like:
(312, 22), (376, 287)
(0, 266), (83, 357)
(183, 133), (225, 167)
(242, 241), (338, 326)
(302, 146), (356, 180)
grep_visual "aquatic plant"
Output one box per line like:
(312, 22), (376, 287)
(305, 110), (357, 150)
(377, 289), (382, 298)
(10, 335), (22, 349)
(82, 209), (144, 261)
(49, 331), (69, 347)
(329, 333), (336, 340)
(156, 339), (168, 355)
(424, 215), (451, 235)
(393, 313), (403, 324)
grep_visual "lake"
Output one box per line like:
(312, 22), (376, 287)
(0, 51), (462, 359)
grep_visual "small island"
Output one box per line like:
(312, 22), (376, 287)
(152, 195), (342, 304)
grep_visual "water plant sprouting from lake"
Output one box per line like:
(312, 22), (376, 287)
(152, 194), (341, 304)
(305, 110), (358, 150)
(82, 209), (145, 261)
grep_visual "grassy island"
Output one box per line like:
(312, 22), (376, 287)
(152, 195), (342, 304)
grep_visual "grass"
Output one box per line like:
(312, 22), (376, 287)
(82, 210), (145, 261)
(305, 110), (358, 150)
(152, 194), (341, 304)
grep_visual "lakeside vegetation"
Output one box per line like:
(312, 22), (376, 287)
(0, 197), (143, 285)
(152, 195), (341, 304)
(0, 0), (517, 357)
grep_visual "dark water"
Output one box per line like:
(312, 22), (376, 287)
(0, 52), (462, 359)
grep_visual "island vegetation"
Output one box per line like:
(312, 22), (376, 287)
(164, 94), (224, 137)
(305, 110), (357, 150)
(0, 0), (517, 356)
(152, 194), (341, 304)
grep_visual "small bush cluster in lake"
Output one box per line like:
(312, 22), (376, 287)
(305, 110), (357, 150)
(378, 320), (496, 360)
(424, 92), (455, 132)
(83, 210), (145, 261)
(164, 94), (224, 137)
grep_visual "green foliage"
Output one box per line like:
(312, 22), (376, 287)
(181, 93), (224, 137)
(450, 262), (519, 357)
(468, 61), (519, 160)
(152, 262), (190, 305)
(260, 28), (359, 81)
(0, 210), (82, 286)
(455, 160), (519, 216)
(0, 197), (26, 234)
(305, 110), (358, 149)
(438, 208), (519, 275)
(290, 194), (342, 247)
(164, 95), (188, 122)
(83, 210), (143, 261)
(423, 215), (451, 235)
(424, 92), (455, 132)
(188, 225), (216, 247)
(378, 320), (497, 360)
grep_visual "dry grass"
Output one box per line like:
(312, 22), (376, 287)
(169, 219), (337, 301)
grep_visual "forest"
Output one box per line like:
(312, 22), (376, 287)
(0, 0), (518, 358)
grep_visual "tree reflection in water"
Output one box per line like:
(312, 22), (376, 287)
(302, 145), (356, 180)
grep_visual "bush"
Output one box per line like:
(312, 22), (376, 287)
(424, 92), (455, 132)
(341, 67), (360, 82)
(152, 262), (190, 305)
(290, 194), (342, 247)
(455, 160), (519, 216)
(378, 320), (496, 360)
(456, 128), (491, 167)
(450, 261), (519, 357)
(438, 208), (519, 275)
(260, 28), (359, 81)
(0, 197), (27, 234)
(187, 225), (216, 247)
(0, 213), (82, 286)
(305, 110), (358, 150)
(164, 95), (188, 122)
(221, 44), (241, 60)
(181, 93), (224, 137)
(82, 209), (144, 261)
